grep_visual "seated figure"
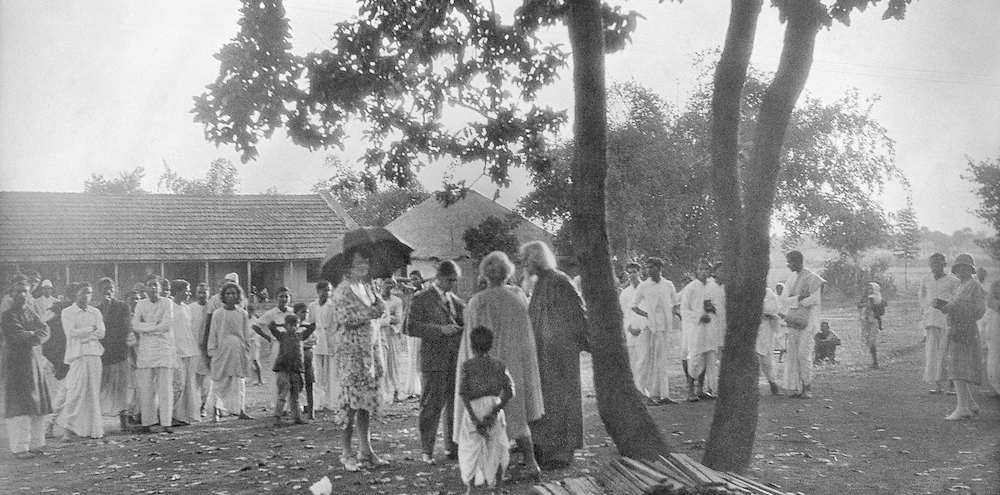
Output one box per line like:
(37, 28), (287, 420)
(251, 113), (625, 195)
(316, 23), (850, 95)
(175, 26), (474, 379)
(814, 321), (841, 365)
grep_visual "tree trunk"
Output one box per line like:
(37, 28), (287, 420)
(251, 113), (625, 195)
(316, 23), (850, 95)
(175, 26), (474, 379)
(566, 0), (672, 461)
(704, 0), (824, 472)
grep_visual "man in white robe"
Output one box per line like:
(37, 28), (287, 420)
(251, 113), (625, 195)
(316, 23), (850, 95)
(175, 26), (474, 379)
(918, 253), (959, 394)
(131, 277), (175, 432)
(170, 280), (201, 425)
(307, 281), (338, 411)
(630, 258), (678, 404)
(618, 262), (646, 390)
(188, 283), (213, 416)
(679, 260), (723, 401)
(780, 250), (825, 399)
(57, 283), (105, 439)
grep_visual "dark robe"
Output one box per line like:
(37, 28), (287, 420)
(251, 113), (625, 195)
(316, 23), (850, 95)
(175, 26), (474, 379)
(2, 303), (53, 418)
(41, 300), (72, 380)
(97, 298), (133, 366)
(527, 268), (588, 466)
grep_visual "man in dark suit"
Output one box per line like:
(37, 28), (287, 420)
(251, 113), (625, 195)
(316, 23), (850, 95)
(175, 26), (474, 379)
(404, 260), (464, 464)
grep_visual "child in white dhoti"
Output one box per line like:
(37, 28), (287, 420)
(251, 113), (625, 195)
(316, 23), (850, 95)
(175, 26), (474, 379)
(457, 326), (512, 494)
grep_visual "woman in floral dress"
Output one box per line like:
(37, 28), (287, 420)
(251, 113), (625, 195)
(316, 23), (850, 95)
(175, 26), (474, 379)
(331, 248), (386, 471)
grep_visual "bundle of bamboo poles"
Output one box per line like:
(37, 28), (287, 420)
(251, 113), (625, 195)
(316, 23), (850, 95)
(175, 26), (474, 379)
(530, 453), (801, 495)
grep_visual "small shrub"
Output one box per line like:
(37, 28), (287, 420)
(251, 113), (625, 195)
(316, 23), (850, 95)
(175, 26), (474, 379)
(822, 253), (896, 301)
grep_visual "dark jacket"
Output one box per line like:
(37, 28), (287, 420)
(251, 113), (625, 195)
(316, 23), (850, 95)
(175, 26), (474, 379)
(97, 298), (133, 366)
(404, 286), (465, 373)
(3, 304), (53, 418)
(41, 301), (72, 380)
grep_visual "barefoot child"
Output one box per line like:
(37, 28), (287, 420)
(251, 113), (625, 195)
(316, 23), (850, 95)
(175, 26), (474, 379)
(270, 313), (315, 425)
(456, 326), (512, 494)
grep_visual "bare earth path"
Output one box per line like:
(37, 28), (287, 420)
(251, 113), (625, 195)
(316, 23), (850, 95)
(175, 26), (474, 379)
(1, 298), (997, 494)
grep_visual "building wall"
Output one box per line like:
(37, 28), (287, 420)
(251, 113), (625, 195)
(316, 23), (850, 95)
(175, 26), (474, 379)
(284, 261), (315, 303)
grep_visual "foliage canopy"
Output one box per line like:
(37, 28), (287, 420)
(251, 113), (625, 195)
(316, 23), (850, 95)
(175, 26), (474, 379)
(963, 155), (1000, 259)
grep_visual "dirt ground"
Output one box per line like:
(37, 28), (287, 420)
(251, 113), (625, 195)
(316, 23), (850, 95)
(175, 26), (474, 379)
(1, 297), (998, 494)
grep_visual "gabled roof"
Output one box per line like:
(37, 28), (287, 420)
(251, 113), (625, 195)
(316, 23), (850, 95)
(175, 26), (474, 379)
(0, 191), (357, 262)
(385, 190), (553, 260)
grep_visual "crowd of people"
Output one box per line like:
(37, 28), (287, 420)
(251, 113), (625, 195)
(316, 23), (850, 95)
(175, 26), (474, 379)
(619, 250), (827, 403)
(0, 241), (589, 494)
(4, 245), (998, 493)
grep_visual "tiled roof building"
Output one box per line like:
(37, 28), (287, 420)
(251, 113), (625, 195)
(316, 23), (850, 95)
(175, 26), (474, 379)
(0, 191), (357, 300)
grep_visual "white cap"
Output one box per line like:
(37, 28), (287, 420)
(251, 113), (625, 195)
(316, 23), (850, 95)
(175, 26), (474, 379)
(224, 272), (240, 284)
(40, 279), (53, 288)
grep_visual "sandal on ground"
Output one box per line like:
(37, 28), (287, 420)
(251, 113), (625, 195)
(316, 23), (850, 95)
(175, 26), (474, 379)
(421, 453), (436, 465)
(237, 411), (254, 420)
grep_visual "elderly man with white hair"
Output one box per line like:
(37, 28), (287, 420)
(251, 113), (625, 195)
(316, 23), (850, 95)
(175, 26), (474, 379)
(520, 240), (588, 469)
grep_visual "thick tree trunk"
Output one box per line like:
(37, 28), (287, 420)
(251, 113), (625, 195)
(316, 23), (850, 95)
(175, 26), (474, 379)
(566, 0), (672, 461)
(703, 0), (763, 472)
(704, 0), (824, 472)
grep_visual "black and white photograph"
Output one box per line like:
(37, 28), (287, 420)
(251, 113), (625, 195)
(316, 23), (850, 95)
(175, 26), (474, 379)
(1, 1), (998, 493)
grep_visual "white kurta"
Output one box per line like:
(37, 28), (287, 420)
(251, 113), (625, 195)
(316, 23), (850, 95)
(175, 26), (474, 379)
(132, 298), (176, 369)
(307, 299), (339, 409)
(58, 304), (105, 438)
(618, 283), (646, 387)
(172, 302), (200, 423)
(679, 279), (723, 360)
(781, 269), (824, 393)
(756, 288), (781, 357)
(919, 273), (960, 385)
(188, 301), (211, 375)
(630, 278), (677, 399)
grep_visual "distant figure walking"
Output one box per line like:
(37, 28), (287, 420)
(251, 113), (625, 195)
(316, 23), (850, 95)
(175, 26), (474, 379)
(859, 282), (888, 369)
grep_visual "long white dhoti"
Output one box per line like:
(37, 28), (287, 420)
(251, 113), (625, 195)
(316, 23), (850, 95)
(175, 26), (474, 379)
(57, 356), (104, 438)
(378, 327), (401, 403)
(634, 330), (672, 399)
(457, 396), (510, 488)
(136, 366), (174, 427)
(100, 360), (132, 415)
(172, 356), (201, 423)
(398, 337), (422, 396)
(209, 376), (245, 414)
(784, 328), (813, 393)
(313, 354), (339, 410)
(924, 325), (949, 384)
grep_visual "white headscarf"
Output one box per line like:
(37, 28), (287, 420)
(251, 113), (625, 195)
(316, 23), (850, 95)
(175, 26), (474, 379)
(869, 282), (882, 305)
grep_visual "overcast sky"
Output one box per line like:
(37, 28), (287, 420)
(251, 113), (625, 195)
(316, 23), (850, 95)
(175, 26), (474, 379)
(1, 0), (997, 234)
